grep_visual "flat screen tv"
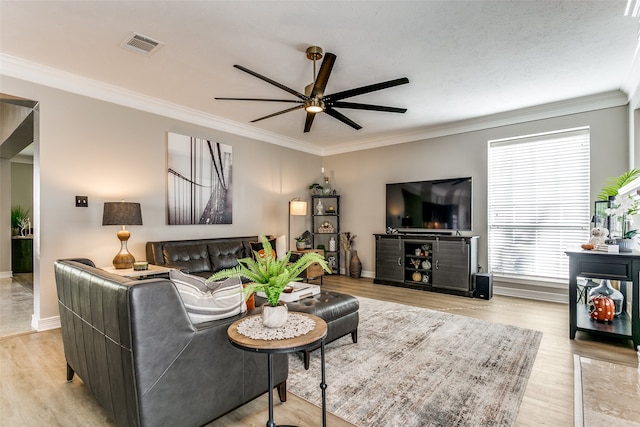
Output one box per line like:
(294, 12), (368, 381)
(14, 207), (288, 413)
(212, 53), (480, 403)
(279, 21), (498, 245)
(386, 177), (472, 232)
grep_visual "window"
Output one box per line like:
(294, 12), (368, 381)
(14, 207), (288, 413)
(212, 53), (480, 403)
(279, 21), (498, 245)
(488, 128), (590, 281)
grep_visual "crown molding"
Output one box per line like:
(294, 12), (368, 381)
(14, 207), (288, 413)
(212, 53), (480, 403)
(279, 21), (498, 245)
(0, 54), (322, 155)
(321, 90), (630, 156)
(1, 54), (630, 158)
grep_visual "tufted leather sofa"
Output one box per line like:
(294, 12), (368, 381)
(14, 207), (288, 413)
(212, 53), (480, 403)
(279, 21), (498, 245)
(54, 258), (287, 427)
(146, 236), (263, 278)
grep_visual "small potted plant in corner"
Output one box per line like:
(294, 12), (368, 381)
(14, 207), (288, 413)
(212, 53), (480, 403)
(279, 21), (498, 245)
(308, 183), (323, 195)
(207, 235), (330, 328)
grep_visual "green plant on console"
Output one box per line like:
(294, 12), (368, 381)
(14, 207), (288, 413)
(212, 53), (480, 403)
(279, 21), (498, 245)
(207, 234), (330, 307)
(11, 206), (30, 230)
(597, 169), (640, 201)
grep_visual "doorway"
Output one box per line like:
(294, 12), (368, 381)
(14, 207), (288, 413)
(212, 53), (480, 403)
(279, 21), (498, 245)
(0, 94), (38, 337)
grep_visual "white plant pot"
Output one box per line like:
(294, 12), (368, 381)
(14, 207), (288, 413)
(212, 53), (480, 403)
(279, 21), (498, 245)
(261, 303), (288, 328)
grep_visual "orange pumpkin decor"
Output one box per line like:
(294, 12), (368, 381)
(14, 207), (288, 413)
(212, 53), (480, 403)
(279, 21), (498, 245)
(588, 295), (615, 322)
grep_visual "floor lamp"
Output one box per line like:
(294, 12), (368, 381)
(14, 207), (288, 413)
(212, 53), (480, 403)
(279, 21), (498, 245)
(288, 198), (307, 251)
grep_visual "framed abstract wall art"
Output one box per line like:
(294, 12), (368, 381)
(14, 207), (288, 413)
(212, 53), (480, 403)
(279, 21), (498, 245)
(167, 132), (232, 225)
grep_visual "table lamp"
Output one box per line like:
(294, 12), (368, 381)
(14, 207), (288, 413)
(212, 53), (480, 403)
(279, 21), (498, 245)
(102, 201), (143, 269)
(288, 197), (307, 251)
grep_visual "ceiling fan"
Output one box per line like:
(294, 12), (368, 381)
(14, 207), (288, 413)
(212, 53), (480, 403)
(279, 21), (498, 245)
(215, 46), (409, 133)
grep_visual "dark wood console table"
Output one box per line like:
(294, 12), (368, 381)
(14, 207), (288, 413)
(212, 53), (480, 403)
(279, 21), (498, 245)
(565, 249), (640, 348)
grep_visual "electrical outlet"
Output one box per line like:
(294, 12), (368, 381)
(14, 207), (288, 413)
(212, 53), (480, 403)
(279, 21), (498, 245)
(75, 196), (88, 207)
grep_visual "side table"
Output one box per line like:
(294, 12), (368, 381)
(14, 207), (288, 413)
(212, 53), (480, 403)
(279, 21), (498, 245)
(565, 249), (640, 348)
(228, 313), (328, 427)
(100, 264), (172, 280)
(291, 249), (325, 284)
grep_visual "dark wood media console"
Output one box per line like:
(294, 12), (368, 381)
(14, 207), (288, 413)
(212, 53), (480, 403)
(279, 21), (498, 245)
(374, 234), (479, 297)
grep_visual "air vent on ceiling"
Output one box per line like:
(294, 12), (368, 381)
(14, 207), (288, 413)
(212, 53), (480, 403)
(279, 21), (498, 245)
(121, 33), (163, 56)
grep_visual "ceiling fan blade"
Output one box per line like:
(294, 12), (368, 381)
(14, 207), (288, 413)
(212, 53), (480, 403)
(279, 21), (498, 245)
(215, 97), (303, 103)
(249, 105), (304, 123)
(310, 52), (336, 98)
(234, 65), (307, 99)
(326, 77), (409, 101)
(325, 108), (362, 130)
(330, 101), (407, 113)
(304, 112), (316, 133)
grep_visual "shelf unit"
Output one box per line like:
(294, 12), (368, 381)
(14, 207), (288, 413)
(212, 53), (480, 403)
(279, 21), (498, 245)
(566, 249), (640, 348)
(404, 241), (433, 285)
(311, 195), (340, 275)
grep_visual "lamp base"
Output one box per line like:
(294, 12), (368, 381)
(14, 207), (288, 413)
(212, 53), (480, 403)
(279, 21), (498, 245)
(113, 229), (135, 269)
(113, 253), (135, 269)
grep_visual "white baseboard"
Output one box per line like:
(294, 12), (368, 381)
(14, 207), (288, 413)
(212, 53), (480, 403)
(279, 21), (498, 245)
(31, 314), (61, 332)
(493, 285), (568, 304)
(0, 271), (13, 279)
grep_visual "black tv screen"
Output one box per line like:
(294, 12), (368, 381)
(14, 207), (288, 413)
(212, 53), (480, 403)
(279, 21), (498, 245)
(386, 177), (472, 232)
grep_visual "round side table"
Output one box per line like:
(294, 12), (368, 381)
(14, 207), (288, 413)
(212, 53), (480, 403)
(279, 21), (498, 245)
(228, 313), (328, 427)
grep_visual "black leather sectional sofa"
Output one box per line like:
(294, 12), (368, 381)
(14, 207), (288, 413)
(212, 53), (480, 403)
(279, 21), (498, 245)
(146, 235), (262, 279)
(54, 258), (287, 427)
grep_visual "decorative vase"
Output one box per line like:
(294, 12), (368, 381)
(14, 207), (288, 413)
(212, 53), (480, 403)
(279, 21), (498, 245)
(329, 236), (336, 252)
(412, 271), (422, 282)
(322, 176), (332, 195)
(261, 303), (288, 328)
(615, 238), (635, 252)
(345, 250), (352, 276)
(350, 250), (362, 278)
(316, 199), (324, 215)
(589, 279), (624, 316)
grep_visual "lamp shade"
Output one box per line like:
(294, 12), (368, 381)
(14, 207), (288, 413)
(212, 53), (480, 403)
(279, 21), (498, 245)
(290, 200), (307, 216)
(102, 202), (143, 226)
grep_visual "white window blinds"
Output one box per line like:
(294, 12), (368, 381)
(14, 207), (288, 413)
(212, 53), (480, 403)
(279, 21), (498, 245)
(488, 128), (590, 280)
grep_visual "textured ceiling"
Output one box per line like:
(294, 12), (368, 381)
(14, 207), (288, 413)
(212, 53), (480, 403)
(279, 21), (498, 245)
(1, 1), (639, 154)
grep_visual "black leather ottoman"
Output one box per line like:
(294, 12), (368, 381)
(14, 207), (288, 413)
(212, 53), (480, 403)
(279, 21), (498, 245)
(256, 291), (359, 369)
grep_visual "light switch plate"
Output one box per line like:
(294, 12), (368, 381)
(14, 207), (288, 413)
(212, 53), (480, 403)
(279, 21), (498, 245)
(75, 196), (88, 207)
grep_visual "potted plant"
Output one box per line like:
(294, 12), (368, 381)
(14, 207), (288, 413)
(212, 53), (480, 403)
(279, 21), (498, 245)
(606, 194), (639, 251)
(11, 206), (30, 236)
(207, 235), (330, 327)
(597, 169), (640, 201)
(308, 183), (323, 195)
(599, 169), (640, 250)
(295, 235), (307, 250)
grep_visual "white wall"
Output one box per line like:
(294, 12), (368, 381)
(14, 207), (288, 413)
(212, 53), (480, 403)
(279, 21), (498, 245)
(0, 75), (321, 328)
(324, 106), (629, 298)
(0, 72), (631, 322)
(11, 161), (32, 215)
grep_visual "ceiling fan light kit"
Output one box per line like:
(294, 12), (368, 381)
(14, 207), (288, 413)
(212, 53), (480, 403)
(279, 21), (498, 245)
(215, 46), (409, 133)
(305, 99), (324, 113)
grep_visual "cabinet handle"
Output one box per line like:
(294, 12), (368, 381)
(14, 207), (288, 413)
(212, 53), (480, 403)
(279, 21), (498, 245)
(397, 257), (402, 266)
(435, 260), (439, 270)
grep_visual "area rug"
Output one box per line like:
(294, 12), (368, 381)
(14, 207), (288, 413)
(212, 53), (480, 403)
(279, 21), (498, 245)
(574, 354), (640, 427)
(287, 297), (542, 427)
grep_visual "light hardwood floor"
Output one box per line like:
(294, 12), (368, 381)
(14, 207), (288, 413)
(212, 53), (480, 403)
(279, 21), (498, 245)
(0, 275), (637, 426)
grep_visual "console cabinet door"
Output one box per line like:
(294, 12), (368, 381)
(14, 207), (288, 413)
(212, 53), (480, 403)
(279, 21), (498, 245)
(375, 237), (404, 283)
(432, 239), (471, 291)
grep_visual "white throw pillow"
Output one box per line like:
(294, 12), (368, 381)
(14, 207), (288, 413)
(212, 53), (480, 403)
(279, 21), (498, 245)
(170, 269), (246, 323)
